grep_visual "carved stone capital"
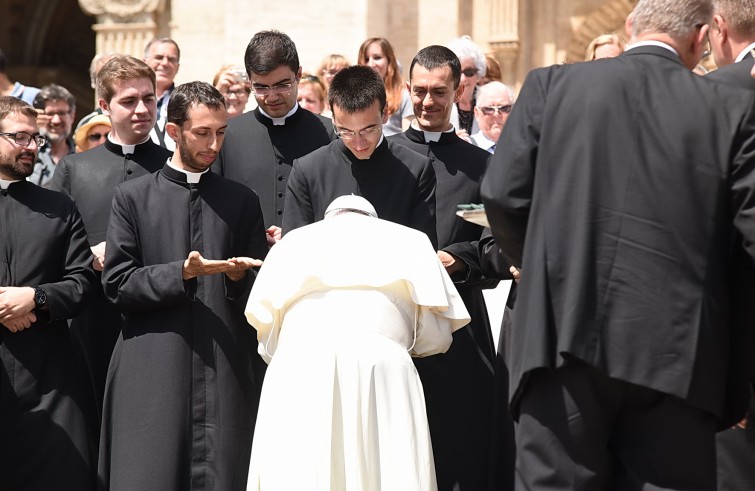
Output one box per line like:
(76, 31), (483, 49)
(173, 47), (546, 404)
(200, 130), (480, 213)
(78, 0), (164, 19)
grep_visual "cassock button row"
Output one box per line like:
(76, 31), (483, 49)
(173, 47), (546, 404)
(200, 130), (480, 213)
(277, 210), (282, 215)
(125, 154), (132, 160)
(277, 176), (283, 181)
(127, 169), (133, 175)
(278, 192), (283, 198)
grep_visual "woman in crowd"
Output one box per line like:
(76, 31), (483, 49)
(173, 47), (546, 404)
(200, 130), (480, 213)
(297, 72), (326, 115)
(447, 36), (487, 140)
(212, 64), (252, 118)
(357, 37), (413, 135)
(584, 33), (626, 61)
(317, 54), (349, 116)
(73, 112), (111, 152)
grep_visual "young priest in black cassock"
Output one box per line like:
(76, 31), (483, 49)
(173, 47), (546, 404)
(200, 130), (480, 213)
(99, 82), (268, 491)
(389, 46), (500, 491)
(282, 65), (437, 246)
(49, 56), (171, 418)
(0, 97), (98, 490)
(213, 30), (334, 242)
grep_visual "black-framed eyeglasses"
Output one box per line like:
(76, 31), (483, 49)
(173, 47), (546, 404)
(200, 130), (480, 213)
(333, 124), (381, 140)
(479, 105), (513, 116)
(45, 110), (72, 119)
(462, 68), (478, 77)
(0, 131), (47, 147)
(251, 83), (295, 97)
(87, 132), (109, 142)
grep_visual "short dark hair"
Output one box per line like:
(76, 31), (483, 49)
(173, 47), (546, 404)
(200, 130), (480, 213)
(328, 65), (386, 114)
(34, 83), (76, 111)
(97, 55), (156, 104)
(0, 96), (37, 130)
(244, 30), (299, 76)
(144, 37), (181, 61)
(168, 81), (225, 127)
(409, 45), (462, 89)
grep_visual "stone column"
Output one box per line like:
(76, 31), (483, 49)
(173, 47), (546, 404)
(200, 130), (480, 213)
(486, 0), (520, 87)
(78, 0), (167, 58)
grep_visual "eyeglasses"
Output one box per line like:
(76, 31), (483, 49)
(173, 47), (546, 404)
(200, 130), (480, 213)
(251, 83), (295, 97)
(333, 125), (381, 140)
(0, 131), (47, 147)
(462, 68), (478, 77)
(223, 89), (249, 98)
(479, 105), (513, 116)
(87, 132), (109, 142)
(150, 54), (179, 65)
(45, 110), (72, 119)
(301, 75), (321, 83)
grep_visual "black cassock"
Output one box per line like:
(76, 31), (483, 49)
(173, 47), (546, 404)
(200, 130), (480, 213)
(99, 165), (268, 491)
(282, 137), (437, 246)
(50, 138), (171, 418)
(390, 127), (497, 491)
(213, 106), (335, 228)
(0, 181), (98, 490)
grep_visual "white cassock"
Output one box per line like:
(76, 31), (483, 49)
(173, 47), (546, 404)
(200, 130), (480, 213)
(245, 212), (470, 491)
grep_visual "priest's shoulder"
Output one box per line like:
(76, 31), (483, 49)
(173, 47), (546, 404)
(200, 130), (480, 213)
(290, 138), (338, 168)
(14, 181), (80, 215)
(386, 138), (433, 167)
(57, 143), (112, 170)
(212, 171), (261, 202)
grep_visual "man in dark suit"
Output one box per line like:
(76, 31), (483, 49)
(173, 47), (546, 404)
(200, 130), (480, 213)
(481, 0), (755, 489)
(705, 2), (755, 489)
(213, 30), (334, 245)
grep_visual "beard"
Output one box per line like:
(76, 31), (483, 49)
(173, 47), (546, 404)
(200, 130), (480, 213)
(177, 138), (211, 173)
(40, 126), (67, 145)
(0, 150), (35, 180)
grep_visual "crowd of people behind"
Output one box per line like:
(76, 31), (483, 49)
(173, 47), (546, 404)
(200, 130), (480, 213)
(2, 0), (755, 490)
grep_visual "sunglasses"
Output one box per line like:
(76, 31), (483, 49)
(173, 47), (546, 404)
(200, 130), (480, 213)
(462, 68), (478, 77)
(88, 132), (109, 142)
(479, 105), (513, 116)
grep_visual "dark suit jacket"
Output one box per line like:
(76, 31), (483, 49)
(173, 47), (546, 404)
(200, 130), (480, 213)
(481, 45), (755, 426)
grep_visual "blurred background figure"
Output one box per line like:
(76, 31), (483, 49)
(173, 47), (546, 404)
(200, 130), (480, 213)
(471, 81), (515, 154)
(358, 37), (413, 135)
(318, 54), (349, 116)
(73, 112), (111, 153)
(297, 72), (326, 115)
(88, 52), (118, 102)
(29, 83), (76, 187)
(0, 48), (40, 104)
(585, 33), (626, 60)
(479, 53), (503, 85)
(447, 35), (487, 140)
(213, 64), (252, 118)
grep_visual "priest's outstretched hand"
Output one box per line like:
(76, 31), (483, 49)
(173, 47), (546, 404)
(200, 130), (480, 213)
(182, 251), (263, 281)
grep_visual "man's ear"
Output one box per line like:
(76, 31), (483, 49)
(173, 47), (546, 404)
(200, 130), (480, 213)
(165, 122), (180, 143)
(454, 84), (465, 104)
(712, 14), (727, 41)
(98, 99), (109, 116)
(382, 106), (389, 124)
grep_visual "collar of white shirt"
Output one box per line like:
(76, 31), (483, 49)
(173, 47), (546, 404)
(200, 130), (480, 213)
(735, 41), (755, 63)
(625, 40), (679, 58)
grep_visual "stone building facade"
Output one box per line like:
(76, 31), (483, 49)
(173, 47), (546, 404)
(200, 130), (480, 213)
(0, 0), (638, 117)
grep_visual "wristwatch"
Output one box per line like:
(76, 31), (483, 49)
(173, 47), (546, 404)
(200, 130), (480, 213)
(33, 286), (47, 310)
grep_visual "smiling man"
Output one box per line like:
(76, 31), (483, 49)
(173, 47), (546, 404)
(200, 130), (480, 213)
(49, 55), (171, 420)
(282, 65), (437, 245)
(28, 83), (76, 187)
(389, 45), (500, 491)
(214, 30), (334, 245)
(144, 37), (181, 150)
(471, 81), (515, 154)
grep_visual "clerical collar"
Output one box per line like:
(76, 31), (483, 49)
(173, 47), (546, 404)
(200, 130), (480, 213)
(0, 178), (21, 190)
(735, 41), (755, 63)
(107, 134), (152, 155)
(410, 120), (455, 142)
(166, 158), (208, 183)
(258, 103), (299, 126)
(625, 40), (679, 57)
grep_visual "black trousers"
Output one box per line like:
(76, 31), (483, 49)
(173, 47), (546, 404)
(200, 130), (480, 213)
(716, 393), (755, 491)
(515, 359), (717, 491)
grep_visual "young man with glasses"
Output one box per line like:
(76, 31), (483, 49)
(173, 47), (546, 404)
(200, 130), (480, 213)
(471, 81), (515, 154)
(214, 30), (334, 246)
(50, 55), (171, 420)
(28, 83), (76, 187)
(282, 65), (437, 246)
(0, 95), (98, 490)
(389, 44), (501, 491)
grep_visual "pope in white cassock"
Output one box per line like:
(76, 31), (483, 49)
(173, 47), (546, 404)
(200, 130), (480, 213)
(244, 195), (470, 491)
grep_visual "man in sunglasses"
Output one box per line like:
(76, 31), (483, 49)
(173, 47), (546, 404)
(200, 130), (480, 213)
(0, 96), (98, 489)
(214, 30), (334, 247)
(282, 65), (436, 246)
(471, 81), (515, 154)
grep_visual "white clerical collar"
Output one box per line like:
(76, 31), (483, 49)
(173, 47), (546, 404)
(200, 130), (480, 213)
(735, 41), (755, 63)
(0, 178), (21, 190)
(625, 40), (679, 57)
(410, 120), (455, 142)
(108, 134), (151, 155)
(258, 103), (299, 126)
(167, 158), (208, 183)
